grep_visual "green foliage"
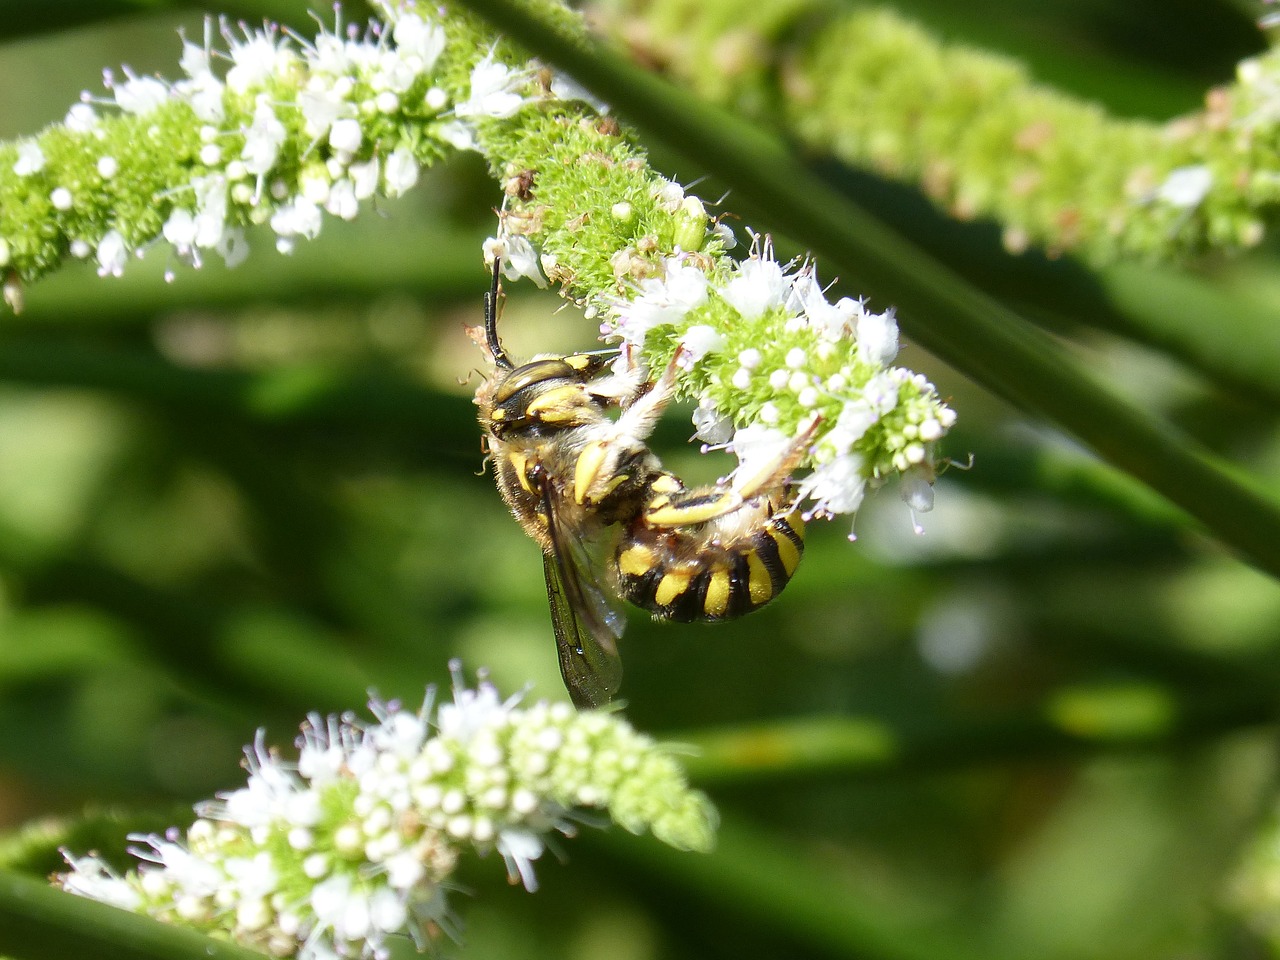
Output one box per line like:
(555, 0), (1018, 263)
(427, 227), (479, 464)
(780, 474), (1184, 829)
(2, 2), (1280, 960)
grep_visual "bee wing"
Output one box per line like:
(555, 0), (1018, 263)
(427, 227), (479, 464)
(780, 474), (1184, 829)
(540, 488), (625, 709)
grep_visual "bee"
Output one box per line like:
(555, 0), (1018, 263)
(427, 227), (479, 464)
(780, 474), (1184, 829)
(475, 260), (811, 708)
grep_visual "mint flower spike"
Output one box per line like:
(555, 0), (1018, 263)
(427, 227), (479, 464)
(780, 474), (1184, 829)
(57, 667), (717, 959)
(0, 0), (957, 532)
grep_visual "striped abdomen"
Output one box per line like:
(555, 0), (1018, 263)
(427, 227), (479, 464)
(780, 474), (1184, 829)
(612, 510), (804, 623)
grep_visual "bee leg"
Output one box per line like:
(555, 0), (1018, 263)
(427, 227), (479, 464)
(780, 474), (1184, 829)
(731, 416), (821, 499)
(644, 485), (745, 527)
(643, 417), (819, 526)
(574, 350), (684, 506)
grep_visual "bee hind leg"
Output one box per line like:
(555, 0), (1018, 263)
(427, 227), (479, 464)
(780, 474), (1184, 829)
(731, 416), (821, 500)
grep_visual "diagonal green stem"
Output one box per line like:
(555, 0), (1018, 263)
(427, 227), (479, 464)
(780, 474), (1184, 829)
(450, 0), (1280, 578)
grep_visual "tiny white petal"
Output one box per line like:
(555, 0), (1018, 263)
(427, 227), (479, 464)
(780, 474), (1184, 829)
(115, 75), (169, 115)
(14, 142), (45, 177)
(64, 103), (99, 132)
(383, 145), (419, 196)
(1156, 165), (1213, 209)
(328, 117), (363, 154)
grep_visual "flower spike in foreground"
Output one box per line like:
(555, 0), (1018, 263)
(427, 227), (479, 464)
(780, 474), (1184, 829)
(58, 666), (717, 959)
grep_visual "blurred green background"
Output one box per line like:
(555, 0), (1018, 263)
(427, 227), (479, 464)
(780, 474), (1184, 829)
(4, 1), (1280, 958)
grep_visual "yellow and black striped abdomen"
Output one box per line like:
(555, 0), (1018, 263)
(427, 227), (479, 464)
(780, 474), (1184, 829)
(613, 509), (805, 623)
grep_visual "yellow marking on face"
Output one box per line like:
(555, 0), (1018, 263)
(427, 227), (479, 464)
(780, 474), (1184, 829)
(646, 490), (741, 527)
(618, 544), (658, 577)
(647, 493), (671, 510)
(509, 451), (534, 494)
(495, 359), (573, 403)
(565, 354), (592, 371)
(654, 569), (692, 606)
(574, 441), (607, 503)
(769, 527), (802, 576)
(704, 567), (731, 617)
(491, 408), (506, 420)
(526, 385), (588, 422)
(650, 474), (681, 494)
(746, 551), (773, 605)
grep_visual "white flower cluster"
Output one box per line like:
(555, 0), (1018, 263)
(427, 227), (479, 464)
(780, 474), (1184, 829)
(3, 3), (532, 287)
(58, 667), (716, 959)
(600, 235), (956, 537)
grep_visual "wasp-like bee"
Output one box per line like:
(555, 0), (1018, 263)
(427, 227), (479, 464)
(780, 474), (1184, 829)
(475, 262), (811, 708)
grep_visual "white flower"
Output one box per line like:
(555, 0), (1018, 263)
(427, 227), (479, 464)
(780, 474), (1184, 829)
(435, 119), (477, 151)
(680, 324), (725, 364)
(862, 370), (901, 414)
(392, 14), (446, 73)
(13, 141), (44, 176)
(383, 145), (419, 196)
(328, 117), (363, 155)
(609, 259), (710, 346)
(216, 228), (250, 269)
(270, 197), (323, 241)
(495, 234), (546, 287)
(496, 828), (545, 892)
(798, 453), (867, 535)
(164, 209), (199, 251)
(787, 270), (860, 340)
(297, 89), (351, 141)
(60, 854), (141, 911)
(1156, 164), (1213, 209)
(856, 307), (899, 366)
(719, 255), (790, 321)
(326, 179), (358, 219)
(179, 39), (212, 81)
(192, 175), (228, 248)
(348, 158), (380, 199)
(96, 230), (128, 277)
(114, 74), (169, 115)
(64, 103), (99, 132)
(692, 399), (733, 445)
(241, 101), (287, 177)
(175, 38), (226, 122)
(455, 54), (528, 120)
(437, 677), (510, 744)
(821, 398), (879, 457)
(226, 29), (296, 95)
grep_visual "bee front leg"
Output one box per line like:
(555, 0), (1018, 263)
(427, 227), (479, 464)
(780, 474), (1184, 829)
(573, 349), (685, 507)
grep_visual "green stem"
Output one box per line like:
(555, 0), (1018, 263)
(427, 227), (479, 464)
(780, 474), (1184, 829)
(0, 870), (264, 960)
(450, 0), (1280, 579)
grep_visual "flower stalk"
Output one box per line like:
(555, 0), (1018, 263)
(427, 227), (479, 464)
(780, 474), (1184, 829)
(0, 0), (956, 533)
(587, 0), (1280, 265)
(58, 668), (716, 959)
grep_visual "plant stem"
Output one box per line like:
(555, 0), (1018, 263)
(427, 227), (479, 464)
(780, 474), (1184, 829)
(450, 0), (1280, 579)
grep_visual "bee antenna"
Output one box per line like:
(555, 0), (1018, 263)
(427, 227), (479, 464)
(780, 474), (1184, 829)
(485, 257), (513, 370)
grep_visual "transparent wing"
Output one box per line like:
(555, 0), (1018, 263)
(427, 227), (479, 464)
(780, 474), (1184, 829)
(540, 484), (625, 709)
